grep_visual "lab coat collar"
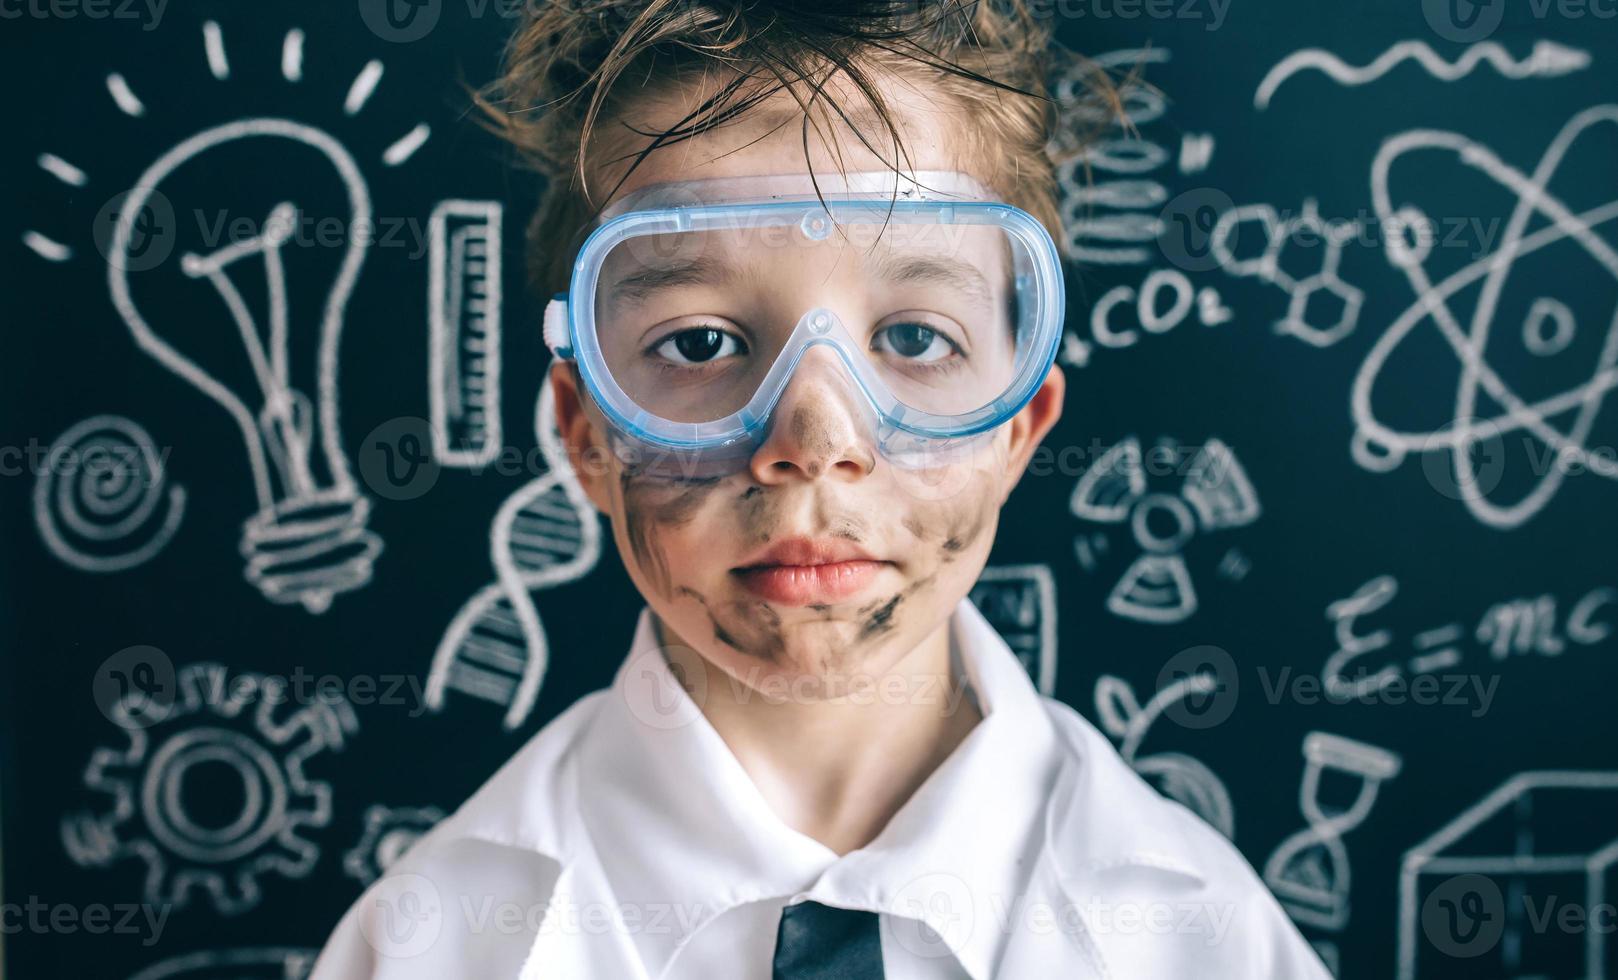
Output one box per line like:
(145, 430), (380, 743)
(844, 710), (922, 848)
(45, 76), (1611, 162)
(575, 596), (1062, 980)
(437, 595), (1225, 978)
(1041, 708), (1213, 896)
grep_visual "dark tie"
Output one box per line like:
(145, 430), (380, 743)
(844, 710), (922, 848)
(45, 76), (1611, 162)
(771, 899), (886, 979)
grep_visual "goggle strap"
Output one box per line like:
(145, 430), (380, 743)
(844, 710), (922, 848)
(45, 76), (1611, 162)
(543, 293), (572, 359)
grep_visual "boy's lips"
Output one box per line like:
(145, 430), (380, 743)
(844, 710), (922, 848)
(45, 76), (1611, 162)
(731, 538), (891, 605)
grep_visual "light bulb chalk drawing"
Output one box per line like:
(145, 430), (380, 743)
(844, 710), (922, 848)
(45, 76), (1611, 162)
(1397, 771), (1618, 980)
(428, 200), (503, 468)
(126, 946), (316, 980)
(968, 564), (1058, 696)
(27, 24), (436, 608)
(1254, 39), (1591, 110)
(61, 662), (358, 917)
(1263, 732), (1401, 935)
(34, 414), (186, 573)
(426, 373), (603, 730)
(1070, 435), (1261, 625)
(24, 23), (430, 264)
(1094, 672), (1235, 839)
(109, 118), (385, 614)
(1353, 104), (1618, 530)
(1320, 574), (1615, 699)
(1210, 199), (1365, 349)
(23, 153), (89, 261)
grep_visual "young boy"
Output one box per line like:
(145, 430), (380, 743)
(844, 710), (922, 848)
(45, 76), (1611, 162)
(311, 1), (1330, 976)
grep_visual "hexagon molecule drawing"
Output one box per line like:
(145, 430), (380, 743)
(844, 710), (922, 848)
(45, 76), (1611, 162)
(1211, 198), (1365, 349)
(1352, 104), (1618, 530)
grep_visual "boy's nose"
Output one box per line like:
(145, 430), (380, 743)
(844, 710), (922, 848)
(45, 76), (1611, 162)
(746, 345), (876, 485)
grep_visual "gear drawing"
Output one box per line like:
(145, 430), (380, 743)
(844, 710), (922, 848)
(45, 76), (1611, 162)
(61, 662), (357, 916)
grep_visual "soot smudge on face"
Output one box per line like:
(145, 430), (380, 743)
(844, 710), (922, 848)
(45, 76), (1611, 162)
(676, 585), (787, 662)
(790, 405), (841, 480)
(851, 468), (997, 642)
(736, 481), (778, 547)
(908, 468), (996, 562)
(618, 466), (725, 599)
(854, 567), (940, 644)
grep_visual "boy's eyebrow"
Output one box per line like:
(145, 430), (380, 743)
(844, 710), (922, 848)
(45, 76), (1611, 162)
(871, 251), (994, 306)
(608, 255), (734, 307)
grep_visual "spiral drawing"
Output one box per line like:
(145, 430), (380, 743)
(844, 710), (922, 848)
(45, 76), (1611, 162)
(34, 414), (187, 573)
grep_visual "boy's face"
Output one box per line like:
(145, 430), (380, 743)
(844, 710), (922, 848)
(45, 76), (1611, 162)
(551, 74), (1065, 695)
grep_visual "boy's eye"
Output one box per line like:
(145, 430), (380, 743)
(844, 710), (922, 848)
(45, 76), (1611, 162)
(873, 321), (959, 363)
(651, 326), (747, 365)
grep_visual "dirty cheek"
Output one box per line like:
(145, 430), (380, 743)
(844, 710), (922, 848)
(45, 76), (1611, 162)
(617, 470), (724, 600)
(676, 585), (788, 662)
(856, 469), (997, 642)
(908, 468), (998, 560)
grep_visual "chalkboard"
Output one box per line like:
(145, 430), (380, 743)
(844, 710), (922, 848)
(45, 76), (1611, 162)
(3, 1), (1616, 977)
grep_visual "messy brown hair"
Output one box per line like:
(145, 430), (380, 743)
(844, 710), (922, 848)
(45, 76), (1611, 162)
(473, 0), (1137, 299)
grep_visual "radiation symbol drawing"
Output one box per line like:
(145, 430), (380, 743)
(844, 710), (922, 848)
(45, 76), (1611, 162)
(1071, 436), (1261, 624)
(61, 662), (357, 916)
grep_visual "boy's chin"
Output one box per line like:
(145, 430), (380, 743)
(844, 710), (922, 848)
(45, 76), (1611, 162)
(710, 646), (912, 702)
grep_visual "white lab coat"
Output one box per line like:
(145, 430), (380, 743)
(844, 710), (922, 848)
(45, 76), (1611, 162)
(310, 598), (1330, 979)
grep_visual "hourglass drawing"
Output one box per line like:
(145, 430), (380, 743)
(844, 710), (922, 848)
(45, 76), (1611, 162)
(1263, 731), (1403, 932)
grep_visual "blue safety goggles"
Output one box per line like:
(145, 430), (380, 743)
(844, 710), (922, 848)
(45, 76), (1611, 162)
(543, 170), (1064, 477)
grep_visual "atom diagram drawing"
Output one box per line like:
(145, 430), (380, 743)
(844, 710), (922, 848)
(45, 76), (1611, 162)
(1352, 104), (1618, 530)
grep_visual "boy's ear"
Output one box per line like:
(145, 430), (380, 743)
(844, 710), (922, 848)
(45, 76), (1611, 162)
(549, 361), (614, 514)
(997, 364), (1065, 505)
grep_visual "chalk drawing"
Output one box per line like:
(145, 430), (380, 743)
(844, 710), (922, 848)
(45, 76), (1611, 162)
(281, 29), (304, 83)
(1397, 771), (1618, 980)
(969, 564), (1058, 696)
(1256, 40), (1591, 110)
(109, 121), (388, 613)
(1264, 732), (1402, 932)
(202, 20), (229, 81)
(1059, 270), (1233, 369)
(1353, 105), (1618, 529)
(1071, 436), (1260, 624)
(1179, 133), (1215, 175)
(62, 663), (358, 916)
(1051, 47), (1176, 266)
(107, 72), (145, 117)
(342, 803), (444, 885)
(428, 200), (503, 468)
(1322, 574), (1615, 697)
(1211, 199), (1365, 348)
(1095, 672), (1235, 838)
(23, 152), (89, 261)
(426, 373), (603, 730)
(128, 947), (315, 980)
(34, 415), (186, 573)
